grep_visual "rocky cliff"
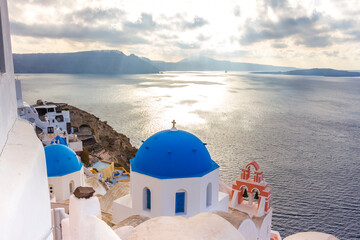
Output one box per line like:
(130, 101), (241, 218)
(58, 103), (137, 170)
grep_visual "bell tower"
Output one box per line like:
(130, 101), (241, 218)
(230, 161), (271, 217)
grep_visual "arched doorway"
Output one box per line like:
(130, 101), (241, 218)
(69, 180), (74, 194)
(143, 187), (151, 211)
(206, 183), (212, 207)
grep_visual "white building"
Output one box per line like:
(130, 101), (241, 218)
(45, 144), (85, 202)
(40, 133), (84, 154)
(113, 125), (229, 223)
(18, 100), (72, 134)
(0, 0), (53, 238)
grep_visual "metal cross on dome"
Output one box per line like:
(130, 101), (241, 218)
(172, 120), (176, 128)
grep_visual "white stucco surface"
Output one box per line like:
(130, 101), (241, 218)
(68, 141), (83, 152)
(259, 210), (272, 240)
(238, 219), (258, 240)
(284, 232), (339, 240)
(62, 215), (121, 240)
(114, 226), (135, 239)
(0, 0), (16, 152)
(113, 169), (229, 223)
(48, 167), (85, 202)
(0, 119), (53, 240)
(62, 195), (121, 240)
(125, 212), (244, 240)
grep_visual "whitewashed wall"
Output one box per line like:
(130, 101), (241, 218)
(113, 169), (229, 223)
(48, 167), (85, 202)
(62, 195), (121, 240)
(238, 219), (258, 240)
(259, 210), (272, 240)
(237, 210), (273, 240)
(0, 120), (53, 240)
(0, 0), (16, 152)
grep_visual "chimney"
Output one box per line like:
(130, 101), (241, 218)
(63, 187), (102, 240)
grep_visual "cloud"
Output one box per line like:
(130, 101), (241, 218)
(64, 8), (124, 24)
(12, 0), (74, 6)
(197, 34), (210, 42)
(10, 21), (148, 45)
(294, 34), (332, 48)
(266, 0), (289, 9)
(7, 0), (360, 69)
(323, 51), (339, 57)
(9, 10), (163, 47)
(240, 0), (360, 48)
(181, 16), (208, 30)
(233, 6), (241, 17)
(271, 43), (287, 48)
(124, 13), (156, 31)
(176, 42), (200, 49)
(241, 12), (333, 47)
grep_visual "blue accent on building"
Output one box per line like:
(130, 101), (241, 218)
(50, 135), (68, 146)
(146, 188), (151, 210)
(175, 192), (185, 213)
(131, 129), (219, 179)
(44, 144), (83, 177)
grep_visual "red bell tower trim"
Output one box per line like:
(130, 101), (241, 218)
(230, 161), (271, 216)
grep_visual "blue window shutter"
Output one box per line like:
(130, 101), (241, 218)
(175, 192), (185, 213)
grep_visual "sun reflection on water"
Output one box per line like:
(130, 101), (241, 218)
(134, 71), (231, 130)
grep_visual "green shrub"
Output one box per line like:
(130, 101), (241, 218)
(81, 147), (90, 167)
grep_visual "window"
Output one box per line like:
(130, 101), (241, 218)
(36, 108), (47, 116)
(67, 123), (72, 134)
(143, 187), (151, 210)
(0, 10), (6, 73)
(175, 191), (186, 214)
(206, 183), (212, 207)
(48, 108), (55, 113)
(48, 127), (54, 133)
(55, 115), (64, 122)
(69, 180), (74, 194)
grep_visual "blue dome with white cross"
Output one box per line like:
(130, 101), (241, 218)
(131, 127), (219, 179)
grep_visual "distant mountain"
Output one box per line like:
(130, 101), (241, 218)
(13, 50), (159, 74)
(13, 50), (299, 74)
(142, 56), (297, 72)
(254, 68), (360, 77)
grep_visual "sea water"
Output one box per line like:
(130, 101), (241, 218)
(20, 72), (360, 239)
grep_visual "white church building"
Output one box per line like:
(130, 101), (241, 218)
(45, 144), (85, 202)
(113, 124), (229, 223)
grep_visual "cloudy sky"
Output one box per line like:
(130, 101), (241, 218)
(8, 0), (360, 69)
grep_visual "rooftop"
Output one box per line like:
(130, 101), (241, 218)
(131, 128), (219, 179)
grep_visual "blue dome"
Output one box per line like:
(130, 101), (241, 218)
(131, 129), (219, 179)
(44, 144), (83, 177)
